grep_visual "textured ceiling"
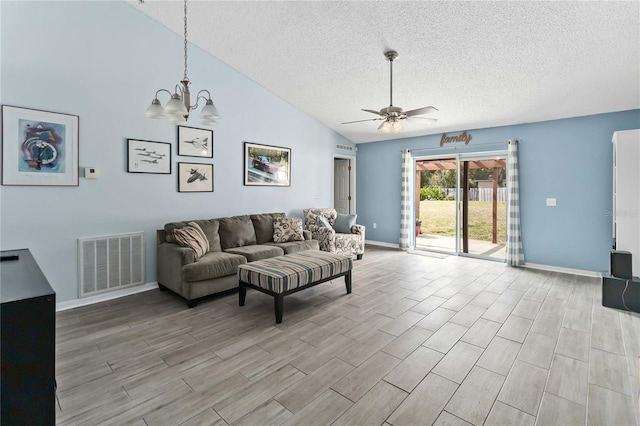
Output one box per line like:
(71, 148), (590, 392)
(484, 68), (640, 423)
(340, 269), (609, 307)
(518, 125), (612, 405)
(130, 1), (640, 144)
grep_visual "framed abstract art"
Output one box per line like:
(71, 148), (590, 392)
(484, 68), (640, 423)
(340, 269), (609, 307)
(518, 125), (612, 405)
(2, 105), (79, 186)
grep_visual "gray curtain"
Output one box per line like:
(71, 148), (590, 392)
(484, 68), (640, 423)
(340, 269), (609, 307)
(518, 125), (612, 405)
(399, 149), (412, 250)
(506, 139), (524, 265)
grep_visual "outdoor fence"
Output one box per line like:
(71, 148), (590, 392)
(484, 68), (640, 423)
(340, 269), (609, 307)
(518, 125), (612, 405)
(441, 187), (507, 202)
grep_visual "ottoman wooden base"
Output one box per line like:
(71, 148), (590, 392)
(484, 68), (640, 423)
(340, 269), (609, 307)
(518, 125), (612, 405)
(237, 251), (353, 323)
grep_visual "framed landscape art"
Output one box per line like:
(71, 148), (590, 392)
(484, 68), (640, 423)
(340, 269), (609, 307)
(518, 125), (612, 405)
(178, 126), (213, 158)
(127, 139), (171, 174)
(2, 105), (79, 186)
(178, 162), (213, 192)
(243, 142), (291, 187)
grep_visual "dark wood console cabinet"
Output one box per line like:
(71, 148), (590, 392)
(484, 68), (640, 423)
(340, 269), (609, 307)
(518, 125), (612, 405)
(1, 249), (56, 425)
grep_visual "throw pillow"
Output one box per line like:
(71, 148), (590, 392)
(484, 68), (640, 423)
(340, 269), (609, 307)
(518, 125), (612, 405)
(173, 221), (210, 259)
(316, 214), (332, 230)
(218, 215), (257, 249)
(273, 217), (304, 243)
(251, 213), (285, 244)
(333, 213), (357, 233)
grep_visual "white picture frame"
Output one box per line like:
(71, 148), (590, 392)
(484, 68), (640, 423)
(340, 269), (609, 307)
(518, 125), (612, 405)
(2, 105), (79, 186)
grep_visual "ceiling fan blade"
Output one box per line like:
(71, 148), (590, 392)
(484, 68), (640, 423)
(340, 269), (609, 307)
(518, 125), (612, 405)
(362, 109), (386, 116)
(404, 106), (439, 117)
(377, 120), (388, 131)
(409, 117), (438, 123)
(342, 118), (385, 125)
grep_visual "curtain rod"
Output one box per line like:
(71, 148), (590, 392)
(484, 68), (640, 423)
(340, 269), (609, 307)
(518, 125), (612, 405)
(401, 140), (513, 153)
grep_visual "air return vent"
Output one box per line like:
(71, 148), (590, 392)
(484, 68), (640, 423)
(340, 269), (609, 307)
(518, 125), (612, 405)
(336, 144), (354, 151)
(78, 232), (144, 297)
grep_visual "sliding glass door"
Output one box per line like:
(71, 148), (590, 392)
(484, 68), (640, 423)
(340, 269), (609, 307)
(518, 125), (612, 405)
(458, 153), (507, 260)
(415, 151), (507, 260)
(415, 158), (458, 254)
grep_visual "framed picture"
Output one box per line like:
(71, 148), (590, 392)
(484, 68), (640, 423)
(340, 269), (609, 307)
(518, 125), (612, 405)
(1, 105), (79, 186)
(243, 142), (291, 187)
(178, 162), (213, 192)
(127, 139), (171, 174)
(178, 126), (213, 158)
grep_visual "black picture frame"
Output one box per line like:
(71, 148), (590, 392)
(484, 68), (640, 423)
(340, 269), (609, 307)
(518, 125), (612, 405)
(243, 141), (291, 187)
(127, 139), (171, 174)
(178, 162), (213, 192)
(177, 126), (213, 158)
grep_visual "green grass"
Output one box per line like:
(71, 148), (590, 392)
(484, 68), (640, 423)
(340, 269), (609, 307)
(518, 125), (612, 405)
(418, 200), (507, 243)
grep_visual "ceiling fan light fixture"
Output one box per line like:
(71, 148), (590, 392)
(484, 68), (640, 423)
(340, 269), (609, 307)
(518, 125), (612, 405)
(379, 117), (402, 133)
(343, 50), (437, 133)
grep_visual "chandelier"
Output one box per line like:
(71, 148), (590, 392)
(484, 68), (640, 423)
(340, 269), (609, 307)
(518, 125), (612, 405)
(144, 0), (220, 126)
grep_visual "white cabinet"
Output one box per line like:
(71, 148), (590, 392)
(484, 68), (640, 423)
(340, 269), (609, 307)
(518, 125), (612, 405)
(612, 129), (640, 275)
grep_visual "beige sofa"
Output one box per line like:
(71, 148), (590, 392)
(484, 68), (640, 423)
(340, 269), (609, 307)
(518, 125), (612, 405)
(157, 212), (318, 307)
(303, 208), (365, 259)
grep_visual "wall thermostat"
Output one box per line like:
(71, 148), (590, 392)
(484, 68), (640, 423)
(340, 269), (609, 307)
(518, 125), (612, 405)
(84, 167), (99, 179)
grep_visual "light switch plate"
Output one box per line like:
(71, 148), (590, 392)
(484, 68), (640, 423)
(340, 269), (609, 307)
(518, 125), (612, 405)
(546, 198), (556, 206)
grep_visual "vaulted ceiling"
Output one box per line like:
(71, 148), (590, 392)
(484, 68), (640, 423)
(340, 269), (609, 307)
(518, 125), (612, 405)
(130, 1), (640, 144)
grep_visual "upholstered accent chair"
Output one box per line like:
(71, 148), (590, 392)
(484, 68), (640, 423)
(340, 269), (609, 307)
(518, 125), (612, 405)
(303, 208), (365, 259)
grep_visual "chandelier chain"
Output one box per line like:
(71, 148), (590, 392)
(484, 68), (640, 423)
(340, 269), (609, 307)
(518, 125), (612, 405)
(183, 0), (188, 80)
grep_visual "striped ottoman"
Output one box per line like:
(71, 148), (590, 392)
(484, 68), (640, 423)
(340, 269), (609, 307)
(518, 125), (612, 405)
(238, 250), (353, 323)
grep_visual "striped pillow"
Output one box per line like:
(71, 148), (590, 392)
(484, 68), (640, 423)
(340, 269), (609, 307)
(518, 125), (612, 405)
(173, 221), (210, 259)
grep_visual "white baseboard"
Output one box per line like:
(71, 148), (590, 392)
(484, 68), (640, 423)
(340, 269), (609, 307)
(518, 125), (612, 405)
(366, 240), (400, 249)
(523, 262), (601, 278)
(56, 282), (158, 312)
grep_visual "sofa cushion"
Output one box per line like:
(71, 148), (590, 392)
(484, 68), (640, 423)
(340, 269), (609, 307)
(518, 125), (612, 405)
(192, 220), (222, 252)
(164, 221), (188, 244)
(224, 244), (285, 262)
(251, 212), (285, 244)
(182, 251), (246, 282)
(173, 222), (210, 259)
(266, 239), (320, 254)
(219, 215), (257, 249)
(316, 215), (332, 230)
(334, 213), (357, 233)
(273, 217), (304, 243)
(164, 219), (221, 251)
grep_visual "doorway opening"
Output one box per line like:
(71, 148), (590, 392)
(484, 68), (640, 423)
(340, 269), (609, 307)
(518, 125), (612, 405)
(333, 155), (356, 214)
(415, 152), (507, 260)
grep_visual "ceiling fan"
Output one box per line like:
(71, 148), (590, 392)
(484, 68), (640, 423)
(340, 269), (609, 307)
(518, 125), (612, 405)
(342, 50), (438, 133)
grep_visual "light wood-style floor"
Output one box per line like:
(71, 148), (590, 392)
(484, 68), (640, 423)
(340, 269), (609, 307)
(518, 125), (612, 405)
(55, 246), (640, 425)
